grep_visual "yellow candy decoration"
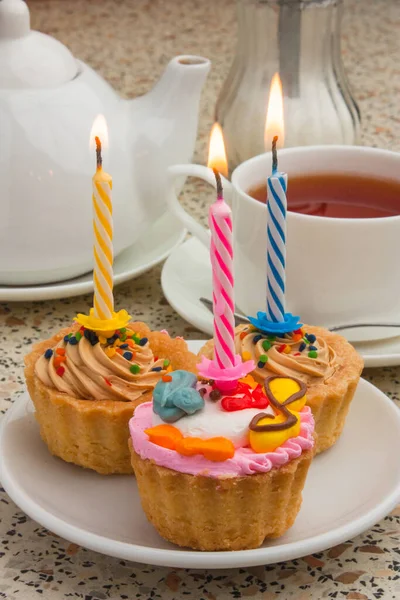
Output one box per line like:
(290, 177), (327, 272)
(239, 373), (259, 390)
(249, 375), (307, 453)
(249, 412), (301, 453)
(269, 377), (307, 413)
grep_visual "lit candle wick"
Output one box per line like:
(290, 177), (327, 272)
(95, 136), (102, 170)
(272, 135), (279, 174)
(212, 167), (223, 199)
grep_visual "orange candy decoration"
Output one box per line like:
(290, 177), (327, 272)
(145, 425), (235, 461)
(54, 355), (66, 368)
(176, 437), (235, 462)
(145, 424), (183, 450)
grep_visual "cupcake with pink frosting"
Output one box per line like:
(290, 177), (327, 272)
(129, 370), (315, 551)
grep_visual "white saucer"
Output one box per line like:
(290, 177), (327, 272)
(0, 211), (186, 302)
(162, 238), (400, 368)
(1, 340), (400, 569)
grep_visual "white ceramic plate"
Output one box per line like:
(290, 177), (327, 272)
(0, 211), (186, 302)
(1, 340), (400, 568)
(162, 238), (400, 368)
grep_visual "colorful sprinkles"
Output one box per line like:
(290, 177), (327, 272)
(239, 325), (321, 364)
(44, 326), (169, 384)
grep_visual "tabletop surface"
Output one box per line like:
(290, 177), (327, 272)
(1, 0), (399, 598)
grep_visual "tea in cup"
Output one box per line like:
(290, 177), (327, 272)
(167, 146), (400, 342)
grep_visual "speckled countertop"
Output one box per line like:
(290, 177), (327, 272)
(1, 0), (400, 598)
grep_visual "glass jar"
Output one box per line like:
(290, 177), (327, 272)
(216, 0), (361, 172)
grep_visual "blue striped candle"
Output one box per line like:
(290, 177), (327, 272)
(266, 136), (288, 322)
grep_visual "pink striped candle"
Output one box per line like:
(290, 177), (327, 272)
(197, 168), (254, 390)
(210, 169), (236, 369)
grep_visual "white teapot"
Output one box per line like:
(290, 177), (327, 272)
(0, 0), (210, 284)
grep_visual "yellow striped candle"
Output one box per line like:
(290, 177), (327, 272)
(92, 136), (114, 320)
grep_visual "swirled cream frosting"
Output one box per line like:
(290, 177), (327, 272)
(35, 326), (169, 401)
(235, 324), (338, 384)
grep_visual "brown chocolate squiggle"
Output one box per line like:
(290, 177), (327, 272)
(249, 376), (306, 432)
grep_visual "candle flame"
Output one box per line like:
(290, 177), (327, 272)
(90, 114), (109, 150)
(264, 73), (285, 151)
(208, 123), (228, 178)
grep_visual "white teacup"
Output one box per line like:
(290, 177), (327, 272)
(167, 146), (400, 342)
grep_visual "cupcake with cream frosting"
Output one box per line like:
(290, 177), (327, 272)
(199, 323), (363, 453)
(25, 321), (198, 474)
(129, 370), (315, 550)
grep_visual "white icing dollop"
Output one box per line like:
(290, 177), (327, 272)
(152, 384), (274, 448)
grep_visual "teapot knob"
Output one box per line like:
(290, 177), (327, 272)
(0, 0), (77, 88)
(0, 0), (30, 39)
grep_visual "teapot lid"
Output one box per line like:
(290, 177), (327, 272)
(0, 0), (78, 88)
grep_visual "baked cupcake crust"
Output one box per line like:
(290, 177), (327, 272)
(130, 439), (314, 551)
(25, 322), (198, 474)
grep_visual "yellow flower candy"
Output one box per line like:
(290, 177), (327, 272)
(242, 351), (252, 361)
(105, 347), (116, 358)
(74, 307), (131, 333)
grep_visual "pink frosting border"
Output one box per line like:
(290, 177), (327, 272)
(129, 403), (315, 478)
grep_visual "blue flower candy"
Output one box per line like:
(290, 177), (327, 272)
(153, 370), (204, 423)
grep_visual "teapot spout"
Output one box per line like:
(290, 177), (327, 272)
(127, 55), (211, 223)
(133, 55), (211, 164)
(151, 55), (210, 158)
